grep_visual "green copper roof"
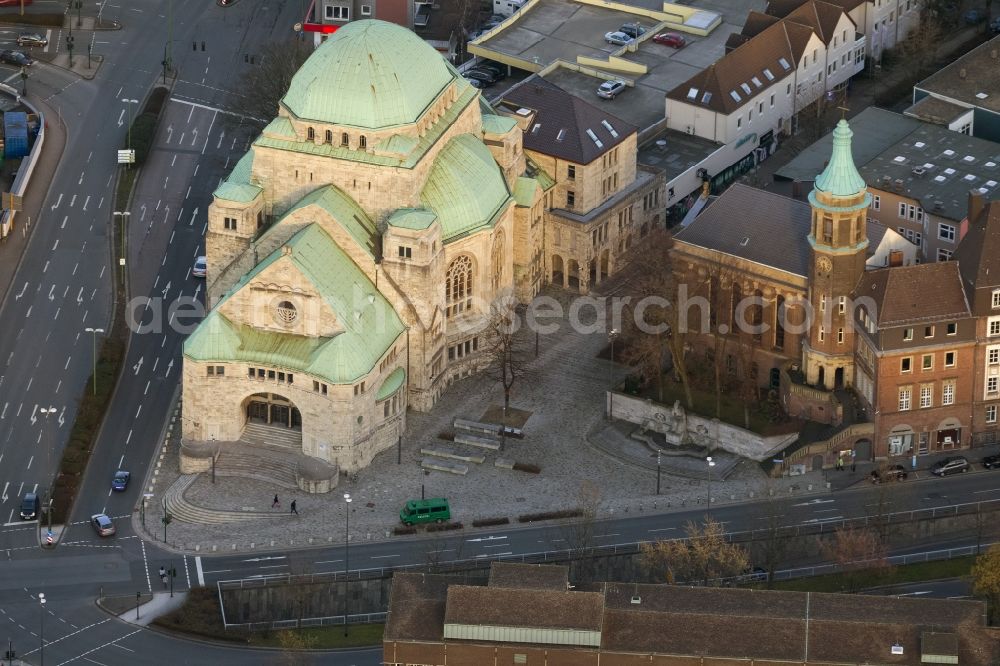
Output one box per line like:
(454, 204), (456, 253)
(814, 119), (867, 197)
(263, 117), (296, 139)
(420, 133), (511, 242)
(376, 367), (406, 400)
(482, 114), (517, 135)
(388, 208), (437, 230)
(214, 149), (262, 203)
(513, 176), (540, 207)
(375, 133), (418, 157)
(267, 185), (378, 259)
(281, 20), (456, 129)
(184, 224), (404, 384)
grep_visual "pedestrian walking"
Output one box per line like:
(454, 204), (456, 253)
(290, 500), (298, 515)
(159, 566), (167, 588)
(272, 494), (280, 509)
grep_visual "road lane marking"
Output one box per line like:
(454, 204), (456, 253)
(370, 554), (399, 559)
(314, 559), (343, 564)
(195, 556), (205, 585)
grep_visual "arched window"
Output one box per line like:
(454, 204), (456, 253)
(324, 129), (333, 144)
(359, 135), (367, 149)
(446, 256), (473, 318)
(306, 127), (315, 141)
(491, 230), (505, 292)
(274, 300), (298, 326)
(730, 282), (742, 332)
(341, 132), (349, 147)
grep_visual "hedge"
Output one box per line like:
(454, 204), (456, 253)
(472, 517), (510, 528)
(517, 508), (583, 524)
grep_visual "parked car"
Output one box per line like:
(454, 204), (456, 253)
(653, 32), (686, 48)
(16, 32), (47, 47)
(604, 31), (633, 46)
(930, 456), (969, 476)
(870, 464), (908, 484)
(192, 255), (207, 278)
(463, 70), (495, 87)
(400, 497), (451, 525)
(20, 492), (39, 520)
(983, 454), (1000, 469)
(596, 79), (627, 99)
(91, 513), (116, 537)
(989, 16), (1000, 33)
(963, 8), (985, 24)
(466, 67), (500, 84)
(743, 566), (768, 582)
(474, 62), (506, 80)
(111, 470), (130, 491)
(619, 23), (646, 39)
(0, 50), (33, 67)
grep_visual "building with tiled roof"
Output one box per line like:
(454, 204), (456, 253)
(673, 115), (996, 463)
(384, 563), (1000, 665)
(907, 35), (1000, 143)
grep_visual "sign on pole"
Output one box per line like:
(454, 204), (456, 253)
(117, 149), (135, 164)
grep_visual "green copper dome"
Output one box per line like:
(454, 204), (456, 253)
(281, 20), (456, 129)
(813, 119), (867, 197)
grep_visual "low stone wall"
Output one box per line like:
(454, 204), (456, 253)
(781, 366), (842, 426)
(179, 441), (217, 474)
(609, 392), (797, 461)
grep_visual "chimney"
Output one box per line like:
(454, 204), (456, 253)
(968, 189), (986, 226)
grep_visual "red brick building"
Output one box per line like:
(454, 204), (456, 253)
(383, 562), (1000, 665)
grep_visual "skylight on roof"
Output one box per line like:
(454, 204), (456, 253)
(730, 90), (742, 102)
(751, 76), (762, 87)
(943, 149), (955, 156)
(763, 68), (775, 80)
(515, 108), (531, 116)
(586, 128), (603, 149)
(556, 128), (566, 141)
(976, 92), (989, 99)
(987, 162), (998, 168)
(701, 91), (712, 104)
(531, 124), (541, 134)
(923, 163), (934, 169)
(987, 180), (998, 187)
(687, 87), (698, 100)
(944, 167), (956, 175)
(979, 187), (989, 193)
(778, 57), (791, 70)
(893, 156), (906, 163)
(964, 174), (976, 181)
(601, 120), (619, 138)
(934, 175), (947, 182)
(914, 141), (925, 148)
(740, 83), (752, 94)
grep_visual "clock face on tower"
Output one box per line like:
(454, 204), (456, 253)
(817, 256), (833, 274)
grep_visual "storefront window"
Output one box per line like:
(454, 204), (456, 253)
(888, 433), (913, 456)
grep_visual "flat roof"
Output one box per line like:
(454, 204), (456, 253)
(905, 95), (971, 125)
(914, 34), (1000, 115)
(469, 0), (763, 132)
(638, 128), (722, 181)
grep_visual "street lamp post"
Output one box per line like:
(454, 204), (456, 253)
(343, 493), (352, 636)
(706, 456), (716, 519)
(608, 329), (620, 421)
(84, 327), (105, 395)
(656, 451), (662, 495)
(38, 593), (45, 666)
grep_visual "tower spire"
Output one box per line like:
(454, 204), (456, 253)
(813, 119), (866, 198)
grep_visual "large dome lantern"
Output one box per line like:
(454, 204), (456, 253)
(280, 20), (457, 130)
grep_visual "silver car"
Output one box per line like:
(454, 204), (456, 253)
(597, 80), (626, 99)
(604, 31), (633, 46)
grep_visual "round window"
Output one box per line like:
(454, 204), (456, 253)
(275, 300), (298, 326)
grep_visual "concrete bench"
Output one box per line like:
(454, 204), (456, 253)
(420, 446), (486, 464)
(454, 418), (525, 439)
(454, 432), (501, 451)
(420, 458), (469, 475)
(494, 458), (515, 470)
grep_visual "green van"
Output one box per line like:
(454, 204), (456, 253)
(400, 498), (451, 525)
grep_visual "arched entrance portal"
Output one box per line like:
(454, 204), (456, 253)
(244, 393), (302, 429)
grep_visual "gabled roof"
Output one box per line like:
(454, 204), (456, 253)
(674, 184), (812, 277)
(214, 149), (263, 204)
(270, 184), (378, 258)
(784, 0), (849, 44)
(767, 0), (866, 18)
(953, 200), (1000, 303)
(854, 262), (971, 327)
(184, 224), (405, 383)
(499, 77), (636, 165)
(741, 11), (781, 38)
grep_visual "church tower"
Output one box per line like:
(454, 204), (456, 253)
(804, 119), (871, 391)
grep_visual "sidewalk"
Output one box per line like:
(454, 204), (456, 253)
(99, 591), (187, 627)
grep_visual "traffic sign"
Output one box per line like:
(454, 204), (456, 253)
(117, 149), (135, 164)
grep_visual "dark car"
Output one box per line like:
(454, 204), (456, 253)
(90, 513), (116, 537)
(20, 492), (39, 520)
(473, 62), (506, 80)
(466, 67), (500, 84)
(870, 464), (908, 484)
(930, 456), (970, 476)
(111, 470), (130, 491)
(963, 8), (985, 24)
(619, 23), (646, 39)
(16, 32), (47, 47)
(463, 70), (495, 87)
(463, 76), (485, 89)
(983, 454), (1000, 469)
(989, 17), (1000, 33)
(0, 50), (33, 67)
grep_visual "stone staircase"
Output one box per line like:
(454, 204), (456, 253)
(214, 443), (301, 489)
(240, 422), (302, 450)
(163, 474), (285, 525)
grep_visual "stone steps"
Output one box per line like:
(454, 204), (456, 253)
(420, 458), (469, 475)
(215, 447), (301, 489)
(163, 474), (285, 525)
(240, 422), (302, 450)
(454, 432), (501, 451)
(420, 446), (486, 464)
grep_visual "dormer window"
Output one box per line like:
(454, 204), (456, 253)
(306, 127), (315, 141)
(341, 132), (349, 147)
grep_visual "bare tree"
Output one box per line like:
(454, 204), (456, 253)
(641, 518), (750, 586)
(231, 38), (311, 130)
(821, 526), (892, 592)
(483, 294), (528, 412)
(560, 481), (603, 585)
(622, 229), (694, 408)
